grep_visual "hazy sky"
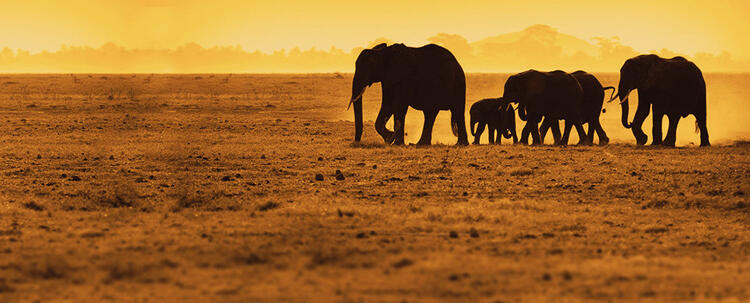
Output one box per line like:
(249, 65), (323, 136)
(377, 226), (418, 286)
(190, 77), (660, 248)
(1, 0), (748, 58)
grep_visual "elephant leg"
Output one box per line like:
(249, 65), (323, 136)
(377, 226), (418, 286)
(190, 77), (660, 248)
(488, 124), (496, 144)
(631, 102), (651, 145)
(651, 111), (664, 146)
(519, 123), (531, 145)
(529, 117), (542, 145)
(697, 113), (710, 147)
(560, 120), (572, 146)
(391, 106), (408, 145)
(586, 121), (596, 144)
(573, 121), (589, 145)
(550, 120), (562, 145)
(595, 119), (609, 146)
(511, 126), (519, 144)
(663, 114), (680, 147)
(418, 110), (438, 145)
(375, 108), (395, 144)
(451, 108), (469, 146)
(474, 122), (486, 144)
(539, 118), (550, 143)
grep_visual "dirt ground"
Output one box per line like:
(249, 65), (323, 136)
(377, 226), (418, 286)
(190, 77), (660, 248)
(0, 74), (748, 302)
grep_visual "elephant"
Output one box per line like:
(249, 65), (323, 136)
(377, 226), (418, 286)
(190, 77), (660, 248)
(469, 98), (518, 144)
(519, 71), (614, 145)
(348, 43), (469, 145)
(616, 54), (709, 147)
(500, 70), (588, 145)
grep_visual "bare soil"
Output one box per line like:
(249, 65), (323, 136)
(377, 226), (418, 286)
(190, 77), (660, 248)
(0, 74), (748, 302)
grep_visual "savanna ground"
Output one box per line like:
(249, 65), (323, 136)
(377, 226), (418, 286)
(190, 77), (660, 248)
(0, 73), (748, 302)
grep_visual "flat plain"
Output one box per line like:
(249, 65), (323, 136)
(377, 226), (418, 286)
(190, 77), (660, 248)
(0, 73), (748, 302)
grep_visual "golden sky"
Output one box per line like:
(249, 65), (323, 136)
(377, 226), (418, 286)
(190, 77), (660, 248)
(1, 0), (748, 58)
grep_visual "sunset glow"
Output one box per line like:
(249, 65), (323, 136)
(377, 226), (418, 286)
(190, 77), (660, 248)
(1, 0), (749, 72)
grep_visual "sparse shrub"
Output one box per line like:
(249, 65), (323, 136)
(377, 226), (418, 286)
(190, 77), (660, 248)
(22, 201), (45, 211)
(81, 181), (141, 210)
(23, 256), (71, 280)
(510, 168), (534, 176)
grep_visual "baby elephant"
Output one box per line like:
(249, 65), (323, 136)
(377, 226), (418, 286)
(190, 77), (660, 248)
(470, 98), (518, 144)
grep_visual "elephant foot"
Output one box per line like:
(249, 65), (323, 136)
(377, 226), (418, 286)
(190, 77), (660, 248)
(635, 134), (648, 145)
(650, 142), (662, 147)
(456, 141), (469, 146)
(599, 137), (610, 146)
(417, 140), (431, 146)
(700, 141), (711, 147)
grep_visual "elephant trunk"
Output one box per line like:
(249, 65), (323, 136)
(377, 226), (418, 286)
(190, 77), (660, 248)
(518, 103), (527, 121)
(350, 78), (367, 141)
(619, 90), (632, 129)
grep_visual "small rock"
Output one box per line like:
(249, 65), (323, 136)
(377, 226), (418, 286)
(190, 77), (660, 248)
(335, 170), (345, 181)
(372, 164), (377, 169)
(355, 232), (367, 239)
(69, 175), (81, 181)
(542, 273), (552, 281)
(317, 157), (324, 161)
(260, 154), (266, 159)
(257, 201), (279, 211)
(315, 174), (324, 181)
(562, 271), (573, 280)
(392, 258), (413, 268)
(22, 201), (44, 211)
(449, 231), (459, 238)
(221, 175), (235, 182)
(36, 154), (41, 159)
(109, 155), (115, 160)
(469, 228), (479, 238)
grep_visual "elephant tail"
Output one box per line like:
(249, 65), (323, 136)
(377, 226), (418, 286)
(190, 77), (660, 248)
(695, 120), (700, 134)
(452, 121), (459, 137)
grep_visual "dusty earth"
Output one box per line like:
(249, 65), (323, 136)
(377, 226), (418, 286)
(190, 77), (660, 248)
(0, 74), (748, 302)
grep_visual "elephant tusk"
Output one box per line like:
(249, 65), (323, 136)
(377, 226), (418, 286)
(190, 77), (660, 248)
(619, 93), (630, 104)
(347, 88), (367, 111)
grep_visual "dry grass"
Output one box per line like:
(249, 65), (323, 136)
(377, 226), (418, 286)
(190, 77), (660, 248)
(0, 74), (748, 302)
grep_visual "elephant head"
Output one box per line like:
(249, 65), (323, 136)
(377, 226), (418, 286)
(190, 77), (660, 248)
(617, 55), (661, 128)
(349, 43), (416, 143)
(501, 71), (545, 120)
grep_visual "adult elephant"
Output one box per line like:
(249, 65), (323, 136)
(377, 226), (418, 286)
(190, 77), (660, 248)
(348, 43), (469, 145)
(616, 54), (709, 147)
(528, 71), (614, 145)
(500, 70), (588, 145)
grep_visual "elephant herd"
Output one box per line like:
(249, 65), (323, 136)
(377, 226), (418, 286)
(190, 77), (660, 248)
(349, 43), (710, 147)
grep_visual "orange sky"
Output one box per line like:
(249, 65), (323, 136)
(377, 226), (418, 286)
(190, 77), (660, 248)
(0, 0), (748, 58)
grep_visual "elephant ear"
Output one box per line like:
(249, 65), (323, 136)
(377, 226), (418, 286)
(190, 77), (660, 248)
(643, 63), (666, 90)
(524, 72), (546, 97)
(383, 44), (416, 85)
